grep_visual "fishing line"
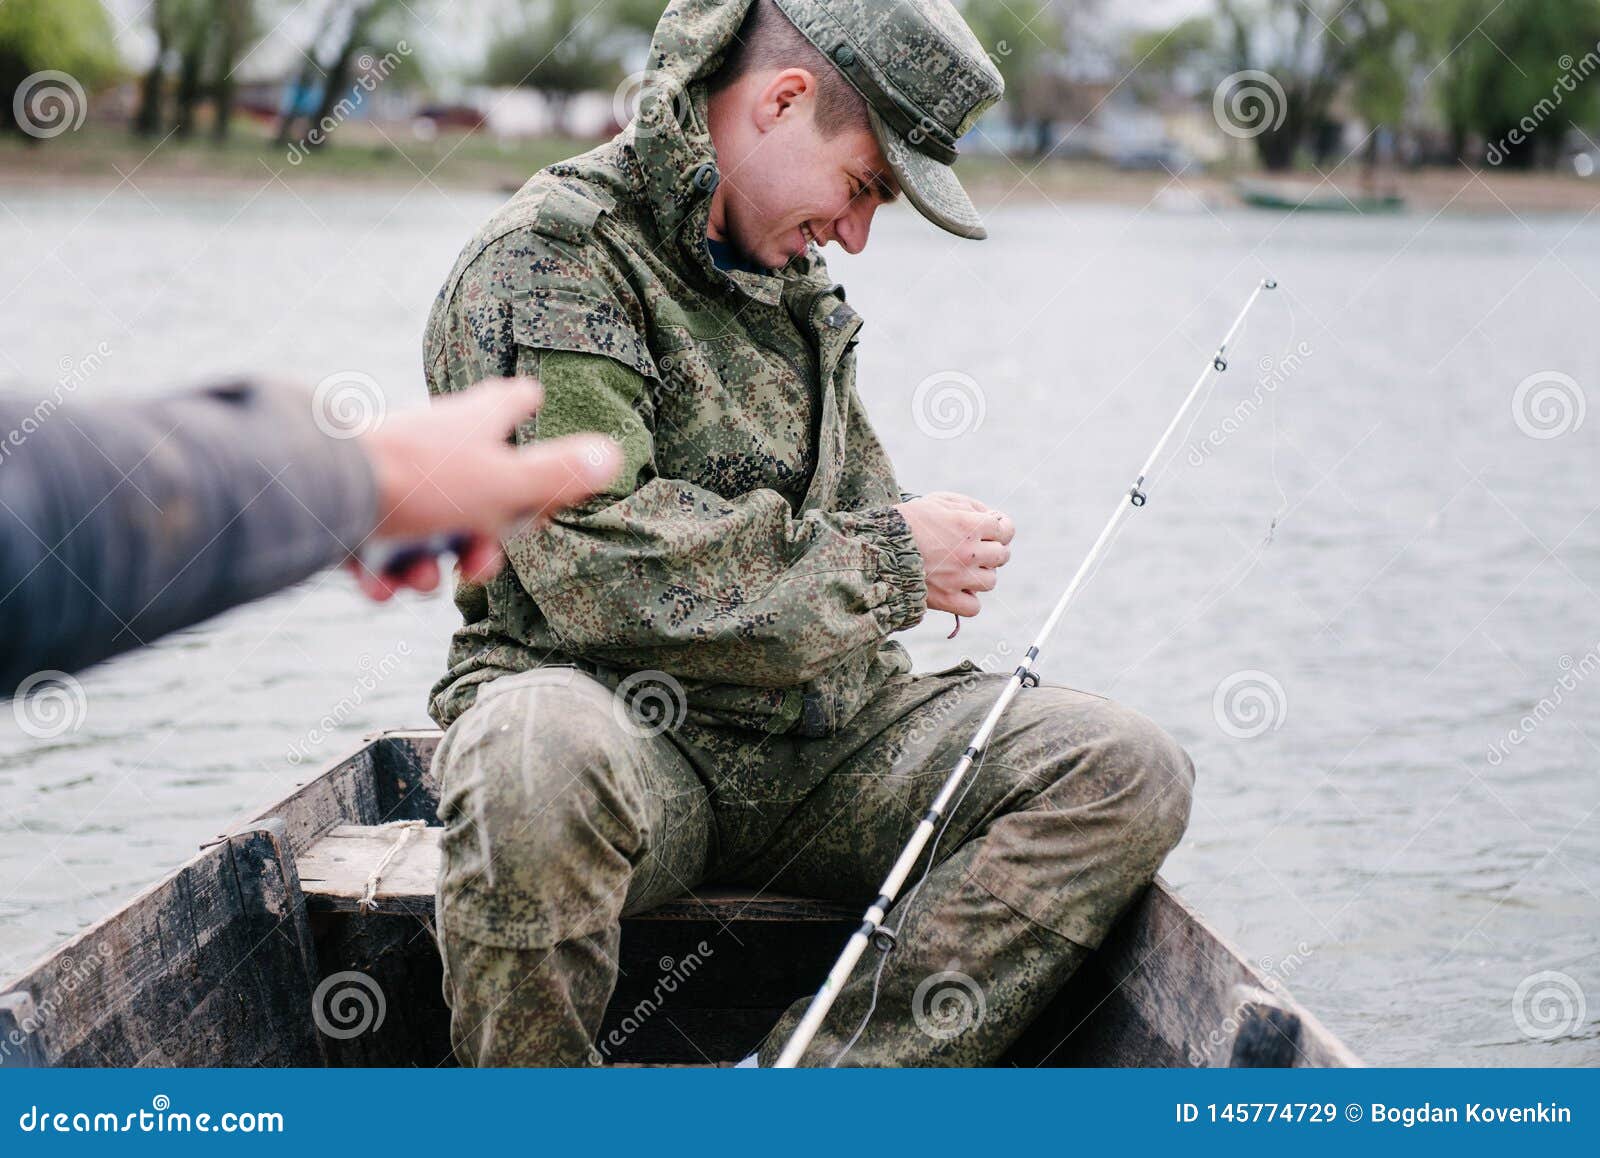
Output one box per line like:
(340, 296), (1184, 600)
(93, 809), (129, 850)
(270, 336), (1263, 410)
(833, 293), (1277, 1064)
(829, 736), (993, 1064)
(772, 278), (1280, 1068)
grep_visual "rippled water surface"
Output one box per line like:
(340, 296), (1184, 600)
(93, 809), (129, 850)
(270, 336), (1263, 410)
(2, 182), (1597, 1065)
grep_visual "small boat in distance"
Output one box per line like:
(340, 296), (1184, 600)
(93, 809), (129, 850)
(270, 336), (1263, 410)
(0, 731), (1359, 1068)
(1236, 177), (1405, 214)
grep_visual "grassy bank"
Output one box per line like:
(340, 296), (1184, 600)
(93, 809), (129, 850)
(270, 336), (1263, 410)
(3, 121), (1596, 215)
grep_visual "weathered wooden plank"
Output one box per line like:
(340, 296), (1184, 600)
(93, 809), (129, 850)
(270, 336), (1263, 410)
(298, 825), (440, 918)
(1226, 986), (1304, 1067)
(297, 824), (862, 927)
(235, 743), (384, 858)
(308, 912), (453, 1067)
(371, 732), (443, 822)
(1006, 880), (1358, 1069)
(0, 992), (47, 1068)
(0, 823), (325, 1067)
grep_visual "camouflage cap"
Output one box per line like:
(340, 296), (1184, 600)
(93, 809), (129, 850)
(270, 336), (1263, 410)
(773, 0), (1003, 240)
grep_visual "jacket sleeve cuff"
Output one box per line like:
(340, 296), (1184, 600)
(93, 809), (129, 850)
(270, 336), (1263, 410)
(837, 505), (926, 632)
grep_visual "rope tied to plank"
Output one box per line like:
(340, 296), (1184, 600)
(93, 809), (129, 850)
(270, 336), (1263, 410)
(358, 820), (427, 914)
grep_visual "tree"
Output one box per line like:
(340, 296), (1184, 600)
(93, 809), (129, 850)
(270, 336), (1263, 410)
(483, 0), (628, 135)
(1423, 0), (1600, 167)
(133, 0), (261, 140)
(1125, 15), (1219, 106)
(275, 0), (421, 153)
(958, 0), (1108, 157)
(1212, 0), (1415, 170)
(0, 0), (118, 139)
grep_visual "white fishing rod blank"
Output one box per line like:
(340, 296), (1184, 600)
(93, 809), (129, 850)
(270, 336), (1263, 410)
(772, 276), (1278, 1069)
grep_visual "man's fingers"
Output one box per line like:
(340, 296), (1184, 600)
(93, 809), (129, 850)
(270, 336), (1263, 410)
(394, 556), (441, 594)
(458, 537), (505, 585)
(511, 435), (622, 517)
(928, 490), (988, 513)
(980, 511), (1015, 545)
(475, 377), (544, 431)
(948, 590), (983, 617)
(973, 540), (1010, 569)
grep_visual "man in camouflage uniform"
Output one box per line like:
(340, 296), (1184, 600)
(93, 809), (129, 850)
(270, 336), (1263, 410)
(423, 0), (1194, 1066)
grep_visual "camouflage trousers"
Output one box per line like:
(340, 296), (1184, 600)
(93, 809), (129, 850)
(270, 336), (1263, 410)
(432, 661), (1194, 1066)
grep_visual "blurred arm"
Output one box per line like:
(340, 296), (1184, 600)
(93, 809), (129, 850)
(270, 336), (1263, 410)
(0, 381), (376, 695)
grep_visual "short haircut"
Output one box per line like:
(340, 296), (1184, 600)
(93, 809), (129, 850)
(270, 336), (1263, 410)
(708, 0), (870, 137)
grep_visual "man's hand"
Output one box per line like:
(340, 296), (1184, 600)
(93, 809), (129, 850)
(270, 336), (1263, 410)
(895, 491), (1015, 619)
(352, 378), (621, 600)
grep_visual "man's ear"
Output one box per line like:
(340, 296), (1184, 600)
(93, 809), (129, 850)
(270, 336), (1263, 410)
(754, 67), (817, 132)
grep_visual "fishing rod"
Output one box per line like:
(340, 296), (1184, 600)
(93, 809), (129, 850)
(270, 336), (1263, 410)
(773, 276), (1279, 1068)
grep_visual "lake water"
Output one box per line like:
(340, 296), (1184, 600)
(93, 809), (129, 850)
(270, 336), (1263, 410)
(2, 179), (1597, 1065)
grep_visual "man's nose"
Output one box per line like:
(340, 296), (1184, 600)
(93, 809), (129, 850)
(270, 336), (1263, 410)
(831, 199), (877, 255)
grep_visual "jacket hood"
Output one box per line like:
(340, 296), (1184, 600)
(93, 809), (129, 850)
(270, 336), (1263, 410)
(623, 0), (759, 256)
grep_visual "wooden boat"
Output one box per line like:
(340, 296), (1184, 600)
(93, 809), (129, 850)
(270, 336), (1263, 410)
(0, 730), (1358, 1068)
(1236, 177), (1404, 214)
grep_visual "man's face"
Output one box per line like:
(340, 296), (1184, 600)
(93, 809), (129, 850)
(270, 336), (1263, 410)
(708, 69), (899, 270)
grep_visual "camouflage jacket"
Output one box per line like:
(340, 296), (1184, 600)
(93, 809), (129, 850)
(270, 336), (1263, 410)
(424, 0), (927, 736)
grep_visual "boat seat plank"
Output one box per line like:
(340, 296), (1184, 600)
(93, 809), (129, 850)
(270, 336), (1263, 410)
(297, 824), (859, 923)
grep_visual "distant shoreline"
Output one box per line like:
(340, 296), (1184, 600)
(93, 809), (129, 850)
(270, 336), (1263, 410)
(3, 126), (1597, 216)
